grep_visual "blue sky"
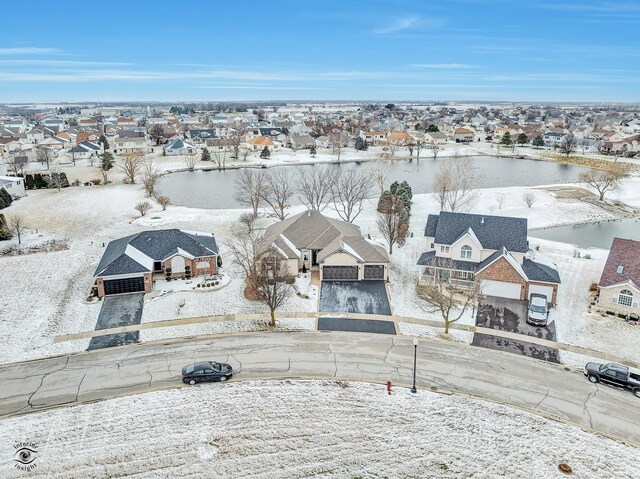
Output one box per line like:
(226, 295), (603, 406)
(0, 0), (639, 103)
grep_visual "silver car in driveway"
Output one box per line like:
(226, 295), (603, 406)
(527, 293), (549, 326)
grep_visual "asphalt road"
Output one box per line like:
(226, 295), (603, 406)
(0, 331), (638, 446)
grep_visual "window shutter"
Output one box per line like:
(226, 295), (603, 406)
(633, 302), (638, 308)
(612, 295), (618, 304)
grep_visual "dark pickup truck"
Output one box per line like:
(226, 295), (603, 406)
(583, 362), (640, 398)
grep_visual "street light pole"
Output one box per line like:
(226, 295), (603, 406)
(411, 337), (418, 394)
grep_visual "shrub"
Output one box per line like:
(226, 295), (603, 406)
(90, 178), (102, 185)
(589, 282), (598, 292)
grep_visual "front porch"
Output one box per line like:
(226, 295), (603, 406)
(418, 266), (476, 289)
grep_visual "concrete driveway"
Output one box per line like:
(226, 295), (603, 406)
(318, 317), (396, 335)
(88, 293), (145, 350)
(319, 281), (391, 315)
(473, 296), (560, 363)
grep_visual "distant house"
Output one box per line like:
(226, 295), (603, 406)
(423, 131), (448, 145)
(360, 131), (385, 145)
(93, 229), (221, 297)
(453, 128), (475, 142)
(417, 212), (561, 305)
(246, 135), (275, 151)
(386, 131), (415, 145)
(164, 138), (198, 156)
(288, 134), (315, 150)
(113, 136), (149, 154)
(543, 132), (565, 148)
(205, 138), (236, 154)
(68, 141), (101, 161)
(596, 237), (640, 318)
(76, 131), (102, 144)
(0, 176), (26, 198)
(259, 210), (390, 281)
(187, 129), (215, 144)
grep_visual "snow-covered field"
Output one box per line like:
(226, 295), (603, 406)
(1, 158), (639, 364)
(0, 380), (635, 479)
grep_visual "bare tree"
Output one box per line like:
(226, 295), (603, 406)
(7, 213), (26, 244)
(559, 133), (577, 157)
(135, 201), (152, 217)
(36, 147), (55, 170)
(578, 138), (590, 155)
(331, 131), (343, 162)
(118, 153), (144, 184)
(229, 127), (247, 160)
(522, 192), (537, 208)
(228, 233), (293, 327)
(496, 193), (505, 211)
(239, 212), (257, 234)
(50, 168), (64, 192)
(185, 154), (198, 171)
(255, 249), (294, 326)
(369, 167), (388, 195)
(579, 164), (626, 201)
(139, 158), (161, 197)
(234, 169), (267, 217)
(376, 193), (409, 254)
(430, 145), (441, 161)
(211, 145), (228, 170)
(386, 140), (399, 158)
(260, 169), (295, 220)
(297, 168), (336, 211)
(155, 195), (170, 210)
(432, 158), (479, 213)
(331, 169), (374, 223)
(149, 124), (165, 145)
(4, 154), (26, 177)
(416, 257), (479, 335)
(414, 139), (424, 161)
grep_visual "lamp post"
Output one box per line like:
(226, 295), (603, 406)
(411, 337), (418, 394)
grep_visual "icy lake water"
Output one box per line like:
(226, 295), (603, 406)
(156, 156), (594, 210)
(530, 216), (640, 249)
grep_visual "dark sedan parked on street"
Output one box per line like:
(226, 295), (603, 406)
(182, 361), (233, 385)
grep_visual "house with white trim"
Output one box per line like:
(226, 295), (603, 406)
(596, 237), (640, 319)
(93, 229), (221, 297)
(258, 210), (390, 281)
(417, 212), (561, 304)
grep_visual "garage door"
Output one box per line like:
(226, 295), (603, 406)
(481, 280), (521, 300)
(323, 266), (358, 281)
(104, 277), (145, 295)
(528, 284), (554, 302)
(364, 265), (385, 280)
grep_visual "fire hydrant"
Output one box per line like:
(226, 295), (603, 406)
(386, 380), (392, 395)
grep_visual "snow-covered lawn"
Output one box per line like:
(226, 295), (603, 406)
(1, 161), (639, 364)
(0, 380), (635, 478)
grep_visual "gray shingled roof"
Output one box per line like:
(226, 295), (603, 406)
(95, 229), (219, 277)
(416, 251), (476, 271)
(317, 236), (389, 263)
(260, 210), (361, 255)
(424, 212), (528, 253)
(522, 259), (561, 284)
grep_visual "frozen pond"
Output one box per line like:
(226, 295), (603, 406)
(156, 156), (595, 210)
(530, 216), (640, 249)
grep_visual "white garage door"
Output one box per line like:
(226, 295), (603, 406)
(481, 280), (521, 300)
(528, 284), (554, 301)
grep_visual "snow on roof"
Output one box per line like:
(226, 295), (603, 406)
(279, 234), (301, 258)
(340, 240), (364, 262)
(124, 244), (154, 271)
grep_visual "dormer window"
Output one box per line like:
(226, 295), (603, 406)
(461, 245), (472, 259)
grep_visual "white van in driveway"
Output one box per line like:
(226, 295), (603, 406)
(527, 293), (549, 326)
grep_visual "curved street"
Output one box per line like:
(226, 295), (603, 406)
(0, 331), (638, 446)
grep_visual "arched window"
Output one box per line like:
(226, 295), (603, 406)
(461, 245), (472, 260)
(617, 289), (634, 307)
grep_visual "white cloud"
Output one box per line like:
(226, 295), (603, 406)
(374, 15), (422, 34)
(0, 60), (131, 66)
(410, 63), (480, 69)
(0, 47), (62, 55)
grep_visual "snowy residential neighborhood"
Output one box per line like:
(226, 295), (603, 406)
(1, 98), (640, 477)
(1, 1), (640, 477)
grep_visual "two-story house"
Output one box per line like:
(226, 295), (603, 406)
(417, 212), (561, 305)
